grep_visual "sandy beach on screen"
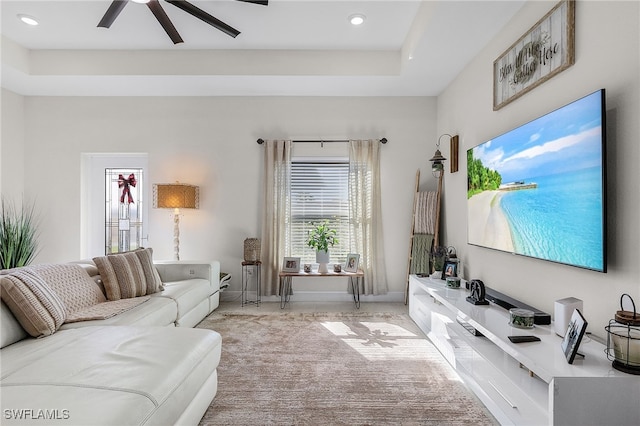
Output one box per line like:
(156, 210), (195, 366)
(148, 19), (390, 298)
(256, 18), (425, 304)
(468, 190), (514, 252)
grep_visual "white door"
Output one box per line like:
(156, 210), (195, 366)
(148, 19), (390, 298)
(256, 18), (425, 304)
(81, 153), (149, 258)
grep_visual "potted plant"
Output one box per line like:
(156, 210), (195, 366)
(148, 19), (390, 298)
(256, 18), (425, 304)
(0, 198), (40, 269)
(430, 245), (447, 275)
(307, 221), (338, 273)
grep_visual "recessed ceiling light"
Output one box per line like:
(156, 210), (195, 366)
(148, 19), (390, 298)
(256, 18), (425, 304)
(349, 14), (366, 26)
(131, 0), (151, 3)
(17, 14), (39, 26)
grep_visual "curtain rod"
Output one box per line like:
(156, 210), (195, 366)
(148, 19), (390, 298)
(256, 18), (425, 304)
(256, 138), (387, 145)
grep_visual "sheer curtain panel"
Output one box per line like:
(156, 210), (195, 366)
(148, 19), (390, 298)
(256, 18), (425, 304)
(349, 140), (388, 295)
(260, 140), (291, 295)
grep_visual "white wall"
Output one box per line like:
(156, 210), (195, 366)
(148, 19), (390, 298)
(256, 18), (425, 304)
(437, 0), (640, 338)
(1, 89), (25, 199)
(2, 95), (437, 299)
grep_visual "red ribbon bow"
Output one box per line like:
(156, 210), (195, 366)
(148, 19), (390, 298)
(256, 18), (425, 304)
(118, 173), (136, 204)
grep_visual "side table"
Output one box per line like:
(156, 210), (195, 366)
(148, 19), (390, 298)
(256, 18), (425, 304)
(278, 269), (363, 309)
(241, 261), (261, 307)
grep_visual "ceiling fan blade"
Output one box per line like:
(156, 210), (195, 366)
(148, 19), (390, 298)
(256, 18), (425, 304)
(166, 0), (240, 38)
(97, 0), (129, 28)
(147, 0), (184, 44)
(236, 0), (268, 5)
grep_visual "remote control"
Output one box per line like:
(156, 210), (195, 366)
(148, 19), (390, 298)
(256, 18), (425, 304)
(508, 335), (541, 343)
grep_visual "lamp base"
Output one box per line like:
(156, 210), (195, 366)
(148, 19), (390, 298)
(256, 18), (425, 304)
(173, 209), (180, 261)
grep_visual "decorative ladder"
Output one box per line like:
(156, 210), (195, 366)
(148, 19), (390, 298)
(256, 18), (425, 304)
(404, 168), (443, 304)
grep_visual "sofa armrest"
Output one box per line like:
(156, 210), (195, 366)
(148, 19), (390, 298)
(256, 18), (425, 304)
(154, 261), (221, 293)
(1, 301), (29, 348)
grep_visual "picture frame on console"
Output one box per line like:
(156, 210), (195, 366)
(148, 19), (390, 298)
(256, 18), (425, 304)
(282, 257), (301, 273)
(345, 254), (360, 273)
(561, 309), (588, 364)
(441, 260), (458, 279)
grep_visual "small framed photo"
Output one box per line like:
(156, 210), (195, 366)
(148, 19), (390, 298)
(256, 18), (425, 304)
(441, 260), (458, 280)
(345, 254), (360, 273)
(282, 257), (301, 273)
(561, 309), (588, 364)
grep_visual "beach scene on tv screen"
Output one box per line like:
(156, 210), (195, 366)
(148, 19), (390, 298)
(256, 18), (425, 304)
(467, 91), (604, 271)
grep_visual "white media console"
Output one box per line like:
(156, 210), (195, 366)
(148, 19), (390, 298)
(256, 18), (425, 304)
(408, 275), (639, 425)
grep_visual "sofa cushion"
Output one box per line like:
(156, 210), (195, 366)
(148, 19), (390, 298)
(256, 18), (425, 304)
(0, 268), (66, 338)
(1, 301), (28, 348)
(93, 248), (163, 301)
(0, 326), (221, 426)
(155, 261), (219, 294)
(153, 278), (211, 320)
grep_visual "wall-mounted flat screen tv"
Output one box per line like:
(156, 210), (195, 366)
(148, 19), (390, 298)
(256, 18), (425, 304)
(467, 89), (606, 272)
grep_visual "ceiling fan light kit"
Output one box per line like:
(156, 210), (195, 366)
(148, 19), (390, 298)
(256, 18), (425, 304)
(97, 0), (268, 44)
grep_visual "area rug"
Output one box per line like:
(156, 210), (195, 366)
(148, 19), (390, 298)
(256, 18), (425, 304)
(197, 311), (497, 425)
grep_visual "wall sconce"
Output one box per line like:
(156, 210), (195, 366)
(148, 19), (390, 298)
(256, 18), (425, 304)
(153, 182), (199, 260)
(429, 134), (460, 175)
(429, 135), (448, 176)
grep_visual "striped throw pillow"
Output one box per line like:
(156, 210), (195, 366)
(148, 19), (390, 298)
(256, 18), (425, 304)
(133, 248), (164, 294)
(93, 248), (163, 301)
(0, 268), (66, 338)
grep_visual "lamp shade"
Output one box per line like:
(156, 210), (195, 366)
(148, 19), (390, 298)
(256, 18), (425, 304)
(429, 149), (446, 163)
(153, 183), (199, 209)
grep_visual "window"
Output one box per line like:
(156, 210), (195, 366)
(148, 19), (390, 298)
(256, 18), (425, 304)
(105, 168), (144, 254)
(289, 159), (350, 263)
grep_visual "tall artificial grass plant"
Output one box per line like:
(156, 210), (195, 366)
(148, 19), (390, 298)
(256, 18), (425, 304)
(0, 198), (40, 269)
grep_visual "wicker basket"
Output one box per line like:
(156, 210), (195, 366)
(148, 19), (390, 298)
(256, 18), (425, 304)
(243, 238), (261, 262)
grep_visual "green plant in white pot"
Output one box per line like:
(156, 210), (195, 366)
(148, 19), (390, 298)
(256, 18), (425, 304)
(430, 245), (447, 275)
(307, 221), (338, 273)
(0, 198), (40, 270)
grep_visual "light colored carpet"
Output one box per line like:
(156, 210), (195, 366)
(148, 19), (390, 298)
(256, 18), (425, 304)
(197, 311), (497, 425)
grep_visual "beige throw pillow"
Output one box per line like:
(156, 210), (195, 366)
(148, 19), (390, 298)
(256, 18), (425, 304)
(30, 263), (107, 316)
(0, 268), (66, 338)
(93, 248), (163, 301)
(133, 247), (164, 293)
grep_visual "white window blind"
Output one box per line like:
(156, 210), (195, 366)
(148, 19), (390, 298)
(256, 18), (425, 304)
(290, 160), (350, 264)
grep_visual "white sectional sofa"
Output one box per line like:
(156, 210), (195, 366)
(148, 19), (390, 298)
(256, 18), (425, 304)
(0, 251), (222, 425)
(62, 259), (221, 328)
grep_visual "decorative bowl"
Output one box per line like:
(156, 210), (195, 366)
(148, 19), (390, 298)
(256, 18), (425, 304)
(445, 277), (461, 288)
(509, 308), (535, 329)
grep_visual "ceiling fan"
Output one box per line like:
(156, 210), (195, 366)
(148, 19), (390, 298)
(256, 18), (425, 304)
(98, 0), (268, 44)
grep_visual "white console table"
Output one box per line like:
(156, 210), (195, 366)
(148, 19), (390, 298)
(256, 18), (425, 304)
(408, 275), (639, 426)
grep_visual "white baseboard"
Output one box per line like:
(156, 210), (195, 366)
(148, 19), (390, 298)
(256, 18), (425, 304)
(220, 291), (404, 303)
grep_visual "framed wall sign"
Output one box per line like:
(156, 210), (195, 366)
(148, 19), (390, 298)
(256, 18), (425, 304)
(493, 0), (575, 110)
